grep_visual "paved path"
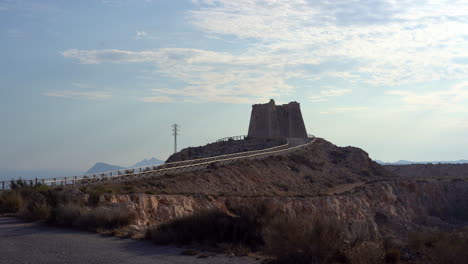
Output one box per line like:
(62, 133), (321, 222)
(0, 217), (258, 264)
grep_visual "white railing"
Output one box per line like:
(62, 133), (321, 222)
(215, 135), (247, 142)
(1, 135), (315, 190)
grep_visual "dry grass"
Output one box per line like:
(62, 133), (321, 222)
(1, 181), (136, 232)
(0, 190), (23, 213)
(263, 215), (349, 264)
(148, 209), (263, 251)
(78, 206), (136, 230)
(408, 228), (468, 264)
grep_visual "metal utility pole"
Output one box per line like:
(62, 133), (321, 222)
(172, 124), (179, 153)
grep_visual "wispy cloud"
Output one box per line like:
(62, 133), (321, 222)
(101, 0), (152, 7)
(62, 48), (294, 103)
(320, 107), (369, 114)
(321, 88), (352, 97)
(135, 31), (150, 39)
(44, 90), (112, 100)
(63, 0), (468, 104)
(386, 81), (468, 113)
(139, 95), (172, 103)
(189, 0), (468, 86)
(62, 49), (158, 64)
(309, 88), (352, 102)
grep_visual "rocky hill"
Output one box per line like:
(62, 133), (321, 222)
(120, 138), (396, 197)
(166, 138), (285, 163)
(82, 137), (468, 243)
(384, 163), (468, 179)
(85, 163), (125, 174)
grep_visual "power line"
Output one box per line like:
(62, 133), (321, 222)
(172, 124), (180, 153)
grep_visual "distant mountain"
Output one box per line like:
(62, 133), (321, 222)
(85, 157), (164, 175)
(0, 169), (82, 181)
(130, 157), (164, 168)
(377, 160), (468, 165)
(85, 163), (126, 174)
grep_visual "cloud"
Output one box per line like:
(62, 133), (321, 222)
(62, 48), (294, 103)
(62, 49), (158, 64)
(188, 0), (468, 86)
(321, 89), (352, 97)
(386, 81), (468, 113)
(44, 90), (112, 100)
(320, 107), (369, 114)
(139, 95), (172, 103)
(309, 88), (352, 102)
(309, 96), (328, 103)
(136, 31), (149, 39)
(101, 0), (152, 7)
(63, 0), (468, 104)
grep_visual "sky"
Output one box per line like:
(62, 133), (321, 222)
(1, 0), (468, 175)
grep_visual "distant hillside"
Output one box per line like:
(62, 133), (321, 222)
(85, 163), (125, 174)
(384, 163), (468, 179)
(85, 157), (164, 174)
(376, 159), (468, 165)
(130, 157), (164, 168)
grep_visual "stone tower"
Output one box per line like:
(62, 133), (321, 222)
(247, 99), (307, 139)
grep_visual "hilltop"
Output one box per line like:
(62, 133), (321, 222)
(101, 138), (395, 197)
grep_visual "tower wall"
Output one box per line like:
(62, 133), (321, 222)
(247, 99), (307, 139)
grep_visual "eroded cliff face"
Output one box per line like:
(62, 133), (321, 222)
(100, 179), (468, 240)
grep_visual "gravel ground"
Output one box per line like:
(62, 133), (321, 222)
(0, 217), (259, 264)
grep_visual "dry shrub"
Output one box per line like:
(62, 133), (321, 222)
(263, 215), (347, 264)
(53, 204), (86, 226)
(18, 190), (51, 221)
(408, 229), (468, 264)
(0, 190), (23, 213)
(75, 206), (136, 230)
(148, 209), (263, 250)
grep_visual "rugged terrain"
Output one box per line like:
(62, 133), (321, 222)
(3, 137), (468, 263)
(88, 138), (468, 242)
(385, 163), (468, 179)
(115, 138), (395, 197)
(166, 138), (285, 162)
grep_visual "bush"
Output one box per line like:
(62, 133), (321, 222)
(18, 190), (51, 222)
(19, 202), (51, 222)
(148, 209), (263, 250)
(75, 206), (136, 230)
(408, 229), (468, 264)
(53, 204), (86, 226)
(0, 190), (23, 213)
(263, 216), (348, 264)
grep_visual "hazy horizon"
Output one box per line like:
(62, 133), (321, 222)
(2, 0), (468, 173)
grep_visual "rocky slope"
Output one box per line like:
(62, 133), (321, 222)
(166, 138), (285, 162)
(84, 137), (468, 241)
(100, 179), (468, 240)
(118, 138), (395, 197)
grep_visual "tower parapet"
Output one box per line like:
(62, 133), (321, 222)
(247, 99), (307, 139)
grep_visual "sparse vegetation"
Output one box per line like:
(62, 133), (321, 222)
(148, 209), (264, 251)
(147, 206), (391, 263)
(0, 189), (23, 213)
(408, 228), (468, 264)
(263, 215), (349, 264)
(1, 180), (136, 231)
